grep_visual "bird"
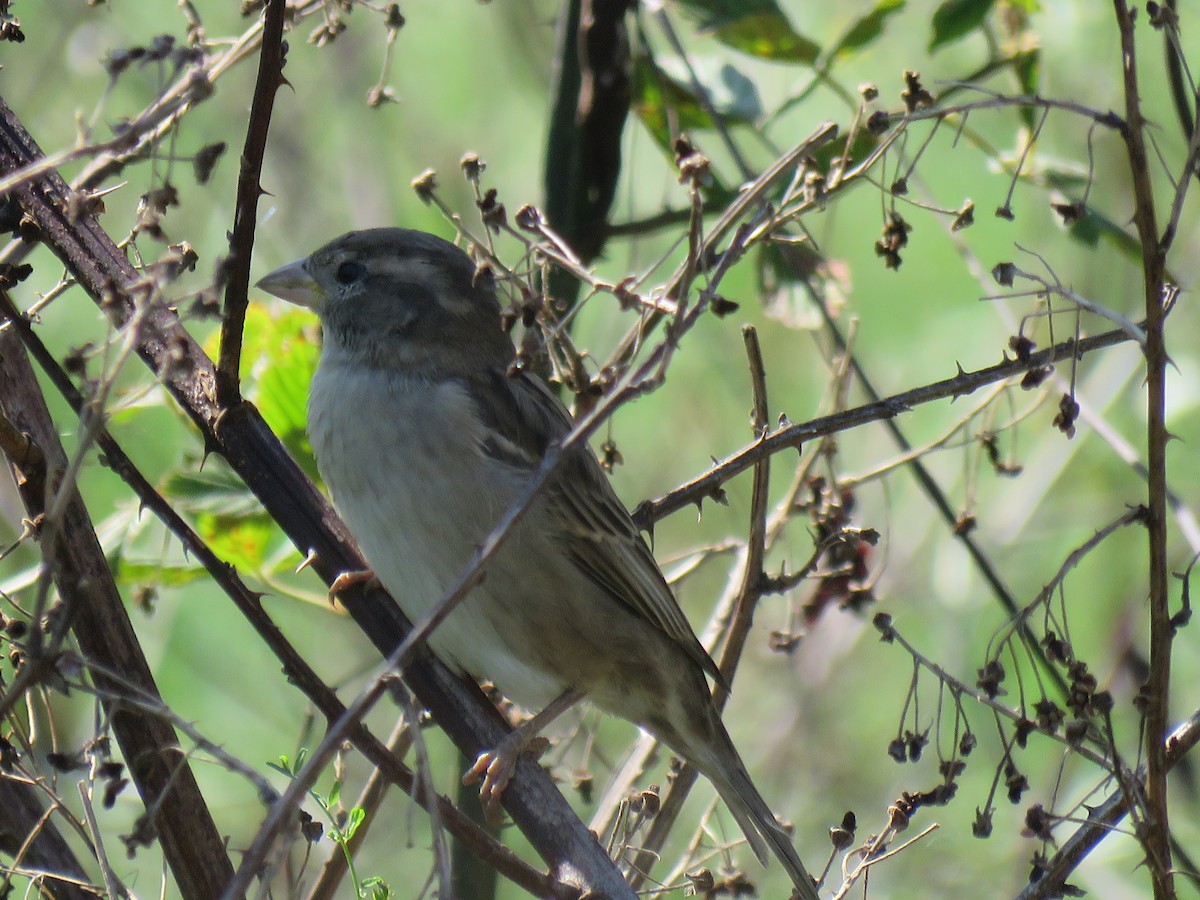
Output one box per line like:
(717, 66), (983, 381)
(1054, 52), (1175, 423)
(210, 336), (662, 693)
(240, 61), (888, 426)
(257, 227), (820, 899)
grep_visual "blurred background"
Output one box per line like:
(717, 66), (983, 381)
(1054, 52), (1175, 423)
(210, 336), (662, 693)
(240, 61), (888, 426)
(1, 1), (1198, 897)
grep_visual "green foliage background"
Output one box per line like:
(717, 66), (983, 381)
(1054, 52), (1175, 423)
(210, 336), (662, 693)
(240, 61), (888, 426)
(1, 1), (1199, 898)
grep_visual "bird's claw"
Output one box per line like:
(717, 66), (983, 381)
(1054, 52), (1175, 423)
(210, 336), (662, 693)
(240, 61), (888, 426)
(462, 736), (550, 825)
(328, 568), (379, 603)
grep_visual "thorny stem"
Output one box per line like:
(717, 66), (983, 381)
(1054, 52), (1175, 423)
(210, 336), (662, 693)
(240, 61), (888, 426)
(217, 0), (288, 406)
(1112, 3), (1174, 897)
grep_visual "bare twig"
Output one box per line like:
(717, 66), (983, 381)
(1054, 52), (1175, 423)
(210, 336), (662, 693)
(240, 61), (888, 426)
(217, 0), (288, 406)
(1111, 3), (1174, 896)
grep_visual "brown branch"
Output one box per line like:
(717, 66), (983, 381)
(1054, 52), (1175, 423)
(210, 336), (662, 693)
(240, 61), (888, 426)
(633, 322), (1135, 530)
(1111, 3), (1174, 897)
(217, 0), (288, 406)
(0, 303), (236, 898)
(0, 776), (96, 900)
(1016, 704), (1200, 899)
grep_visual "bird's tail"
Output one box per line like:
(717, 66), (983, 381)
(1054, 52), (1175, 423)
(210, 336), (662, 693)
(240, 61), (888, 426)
(702, 746), (821, 900)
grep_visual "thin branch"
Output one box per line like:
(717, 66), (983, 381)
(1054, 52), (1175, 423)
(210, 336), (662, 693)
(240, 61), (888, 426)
(633, 322), (1136, 530)
(1111, 3), (1173, 896)
(217, 0), (288, 406)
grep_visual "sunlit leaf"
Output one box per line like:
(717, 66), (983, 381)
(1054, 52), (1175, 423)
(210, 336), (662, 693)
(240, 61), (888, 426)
(242, 306), (321, 480)
(164, 463), (275, 571)
(344, 806), (366, 840)
(673, 0), (820, 63)
(109, 560), (209, 588)
(715, 12), (820, 63)
(195, 512), (274, 573)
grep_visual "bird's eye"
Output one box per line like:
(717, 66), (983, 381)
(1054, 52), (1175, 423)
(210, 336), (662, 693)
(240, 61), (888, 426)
(335, 261), (365, 284)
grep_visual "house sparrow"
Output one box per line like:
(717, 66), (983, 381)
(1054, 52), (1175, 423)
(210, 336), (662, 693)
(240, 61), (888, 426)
(257, 228), (819, 899)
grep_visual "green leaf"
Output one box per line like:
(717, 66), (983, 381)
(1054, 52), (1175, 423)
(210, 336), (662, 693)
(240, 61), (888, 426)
(1041, 162), (1090, 194)
(162, 461), (277, 573)
(673, 0), (820, 63)
(673, 0), (775, 31)
(830, 0), (906, 61)
(1013, 48), (1041, 129)
(632, 53), (723, 149)
(343, 806), (366, 841)
(166, 464), (262, 518)
(715, 11), (820, 63)
(655, 55), (763, 122)
(1066, 207), (1142, 264)
(110, 559), (209, 588)
(635, 61), (695, 150)
(243, 306), (321, 481)
(929, 0), (995, 53)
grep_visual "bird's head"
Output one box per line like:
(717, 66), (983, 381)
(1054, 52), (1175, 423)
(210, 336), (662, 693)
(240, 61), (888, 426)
(257, 227), (514, 374)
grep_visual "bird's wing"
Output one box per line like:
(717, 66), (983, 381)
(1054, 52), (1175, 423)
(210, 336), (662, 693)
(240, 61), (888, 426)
(467, 367), (725, 687)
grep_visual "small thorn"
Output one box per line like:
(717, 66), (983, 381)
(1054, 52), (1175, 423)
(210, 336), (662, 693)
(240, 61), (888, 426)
(295, 548), (318, 575)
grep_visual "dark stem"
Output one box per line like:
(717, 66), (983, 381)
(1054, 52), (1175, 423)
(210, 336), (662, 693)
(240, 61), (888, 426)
(217, 0), (288, 407)
(1112, 3), (1173, 897)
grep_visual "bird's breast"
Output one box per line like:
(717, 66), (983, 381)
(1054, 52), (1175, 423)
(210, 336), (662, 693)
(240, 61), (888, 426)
(306, 359), (568, 706)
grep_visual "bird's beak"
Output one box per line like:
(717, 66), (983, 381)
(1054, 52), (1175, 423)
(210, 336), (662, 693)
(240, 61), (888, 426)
(256, 257), (324, 310)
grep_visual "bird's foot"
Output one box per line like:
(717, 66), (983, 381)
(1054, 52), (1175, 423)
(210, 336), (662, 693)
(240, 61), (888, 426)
(462, 733), (551, 826)
(328, 567), (379, 602)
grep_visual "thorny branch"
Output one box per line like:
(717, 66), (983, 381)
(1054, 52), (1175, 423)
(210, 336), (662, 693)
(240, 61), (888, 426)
(1111, 3), (1174, 897)
(217, 0), (288, 406)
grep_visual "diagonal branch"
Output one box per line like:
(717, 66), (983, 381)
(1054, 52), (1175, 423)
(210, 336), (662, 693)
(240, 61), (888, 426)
(0, 304), (236, 899)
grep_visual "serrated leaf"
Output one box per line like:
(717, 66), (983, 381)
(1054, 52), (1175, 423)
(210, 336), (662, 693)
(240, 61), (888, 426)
(830, 0), (906, 61)
(929, 0), (995, 53)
